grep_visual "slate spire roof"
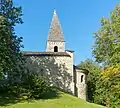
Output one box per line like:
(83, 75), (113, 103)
(48, 9), (64, 42)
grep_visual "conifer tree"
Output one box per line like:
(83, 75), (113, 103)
(0, 0), (24, 82)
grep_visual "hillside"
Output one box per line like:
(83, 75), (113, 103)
(0, 92), (105, 108)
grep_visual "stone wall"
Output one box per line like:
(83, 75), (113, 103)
(25, 55), (74, 94)
(24, 51), (87, 100)
(76, 69), (87, 100)
(46, 41), (65, 52)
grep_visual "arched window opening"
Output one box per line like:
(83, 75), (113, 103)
(81, 75), (84, 83)
(54, 46), (58, 52)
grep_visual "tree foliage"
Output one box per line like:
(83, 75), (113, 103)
(94, 64), (120, 108)
(22, 73), (53, 99)
(93, 4), (120, 108)
(78, 59), (101, 102)
(93, 4), (120, 65)
(0, 0), (24, 82)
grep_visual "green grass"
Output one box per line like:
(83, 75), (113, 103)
(0, 91), (105, 108)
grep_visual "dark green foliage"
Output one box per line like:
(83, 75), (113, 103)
(0, 72), (58, 106)
(22, 73), (53, 99)
(78, 59), (101, 102)
(0, 0), (24, 82)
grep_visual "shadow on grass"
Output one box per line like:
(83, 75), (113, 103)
(40, 88), (61, 99)
(0, 92), (21, 106)
(0, 88), (60, 106)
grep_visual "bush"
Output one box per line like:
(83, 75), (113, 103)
(0, 72), (58, 100)
(21, 73), (52, 99)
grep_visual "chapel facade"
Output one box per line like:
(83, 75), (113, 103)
(23, 10), (88, 100)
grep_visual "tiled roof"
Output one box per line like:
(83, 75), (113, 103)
(48, 10), (64, 42)
(22, 51), (70, 57)
(74, 65), (89, 75)
(66, 50), (75, 53)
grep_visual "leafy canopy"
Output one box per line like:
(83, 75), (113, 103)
(94, 64), (120, 108)
(0, 0), (24, 81)
(93, 4), (120, 65)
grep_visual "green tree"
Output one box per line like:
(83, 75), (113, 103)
(0, 0), (24, 82)
(94, 64), (120, 108)
(78, 59), (101, 102)
(93, 4), (120, 65)
(93, 4), (120, 108)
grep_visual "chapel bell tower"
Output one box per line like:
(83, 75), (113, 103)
(46, 9), (65, 52)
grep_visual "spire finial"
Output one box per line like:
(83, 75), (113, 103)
(53, 8), (57, 15)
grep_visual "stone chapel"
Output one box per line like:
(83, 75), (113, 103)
(23, 10), (88, 100)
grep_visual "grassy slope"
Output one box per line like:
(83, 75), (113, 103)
(0, 92), (104, 108)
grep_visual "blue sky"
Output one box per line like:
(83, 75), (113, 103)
(15, 0), (119, 65)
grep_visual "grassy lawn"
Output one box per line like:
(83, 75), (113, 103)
(0, 91), (105, 108)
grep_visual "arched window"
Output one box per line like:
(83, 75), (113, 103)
(54, 46), (58, 52)
(81, 75), (84, 83)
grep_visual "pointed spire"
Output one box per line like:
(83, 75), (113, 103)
(48, 9), (64, 41)
(53, 9), (57, 15)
